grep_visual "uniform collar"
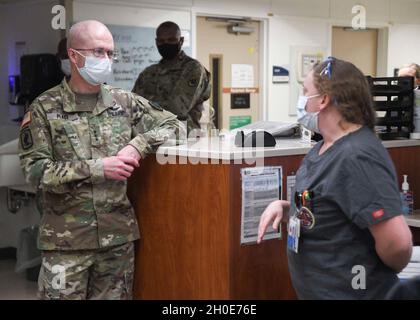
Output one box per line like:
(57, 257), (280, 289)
(61, 78), (114, 114)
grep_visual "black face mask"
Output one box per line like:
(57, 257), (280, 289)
(157, 43), (181, 60)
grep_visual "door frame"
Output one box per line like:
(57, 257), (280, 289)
(192, 11), (269, 125)
(209, 54), (223, 129)
(327, 21), (389, 77)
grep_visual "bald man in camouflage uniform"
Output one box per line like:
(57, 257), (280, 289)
(18, 20), (185, 300)
(132, 21), (213, 132)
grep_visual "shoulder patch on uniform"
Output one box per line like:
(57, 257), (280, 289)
(21, 111), (32, 128)
(20, 127), (33, 150)
(149, 101), (163, 111)
(188, 79), (199, 87)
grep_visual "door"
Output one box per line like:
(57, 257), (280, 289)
(196, 16), (261, 130)
(332, 26), (378, 76)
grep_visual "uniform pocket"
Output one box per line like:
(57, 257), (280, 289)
(63, 122), (89, 160)
(38, 258), (61, 300)
(49, 119), (89, 160)
(101, 115), (131, 156)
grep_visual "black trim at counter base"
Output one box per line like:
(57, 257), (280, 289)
(1, 300), (419, 318)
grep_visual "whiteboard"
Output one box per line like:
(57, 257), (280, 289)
(107, 24), (192, 91)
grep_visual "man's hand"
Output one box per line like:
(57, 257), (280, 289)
(117, 145), (141, 164)
(102, 156), (139, 181)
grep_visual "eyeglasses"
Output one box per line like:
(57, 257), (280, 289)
(319, 56), (340, 104)
(320, 56), (334, 79)
(73, 48), (118, 61)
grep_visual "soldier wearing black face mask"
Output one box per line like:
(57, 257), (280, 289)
(132, 21), (214, 133)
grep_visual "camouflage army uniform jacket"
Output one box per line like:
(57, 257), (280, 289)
(132, 50), (211, 132)
(18, 79), (184, 251)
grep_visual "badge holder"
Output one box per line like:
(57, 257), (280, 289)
(287, 215), (300, 253)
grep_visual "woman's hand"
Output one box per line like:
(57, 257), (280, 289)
(257, 200), (290, 244)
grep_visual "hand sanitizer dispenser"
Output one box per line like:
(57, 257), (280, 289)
(401, 175), (414, 215)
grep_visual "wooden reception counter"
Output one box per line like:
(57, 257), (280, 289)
(127, 137), (420, 299)
(406, 210), (420, 245)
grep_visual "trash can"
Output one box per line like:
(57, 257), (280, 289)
(15, 225), (41, 282)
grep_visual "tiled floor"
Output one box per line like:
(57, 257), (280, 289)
(0, 259), (38, 300)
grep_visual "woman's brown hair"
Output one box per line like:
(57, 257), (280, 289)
(312, 57), (376, 131)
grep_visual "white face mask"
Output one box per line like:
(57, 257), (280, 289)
(74, 50), (112, 85)
(296, 94), (321, 133)
(60, 59), (71, 76)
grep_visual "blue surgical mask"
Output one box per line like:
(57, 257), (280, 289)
(296, 94), (321, 133)
(74, 50), (112, 85)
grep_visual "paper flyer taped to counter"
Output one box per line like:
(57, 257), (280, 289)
(241, 166), (283, 245)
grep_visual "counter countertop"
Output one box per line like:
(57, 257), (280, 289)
(406, 211), (420, 228)
(156, 136), (420, 160)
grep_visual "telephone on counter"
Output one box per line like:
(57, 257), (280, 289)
(234, 130), (276, 148)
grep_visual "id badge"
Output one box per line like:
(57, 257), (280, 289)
(287, 216), (300, 253)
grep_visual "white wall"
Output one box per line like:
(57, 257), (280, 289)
(267, 17), (331, 122)
(388, 23), (420, 76)
(72, 1), (191, 29)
